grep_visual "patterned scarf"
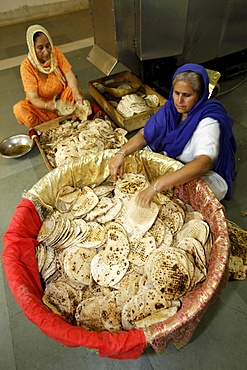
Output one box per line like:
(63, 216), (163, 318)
(144, 63), (237, 200)
(26, 24), (66, 87)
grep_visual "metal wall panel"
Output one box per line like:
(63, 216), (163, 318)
(176, 0), (247, 65)
(218, 0), (247, 57)
(113, 0), (142, 75)
(89, 0), (247, 75)
(89, 0), (117, 58)
(134, 0), (189, 60)
(176, 0), (225, 64)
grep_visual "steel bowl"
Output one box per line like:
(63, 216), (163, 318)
(0, 134), (34, 158)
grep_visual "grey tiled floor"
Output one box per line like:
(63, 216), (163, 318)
(0, 9), (247, 370)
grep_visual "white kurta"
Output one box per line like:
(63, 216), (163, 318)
(176, 117), (227, 201)
(145, 117), (228, 200)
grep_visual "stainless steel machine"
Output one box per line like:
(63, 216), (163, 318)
(88, 0), (247, 96)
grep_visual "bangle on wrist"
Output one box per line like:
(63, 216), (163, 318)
(44, 102), (47, 110)
(116, 151), (126, 158)
(153, 180), (159, 193)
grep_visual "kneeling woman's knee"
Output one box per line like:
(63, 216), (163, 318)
(13, 100), (39, 127)
(13, 101), (25, 124)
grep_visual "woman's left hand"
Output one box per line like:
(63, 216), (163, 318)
(74, 93), (83, 103)
(66, 70), (84, 103)
(135, 185), (157, 207)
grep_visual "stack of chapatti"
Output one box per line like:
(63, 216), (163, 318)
(39, 117), (128, 168)
(116, 93), (159, 118)
(36, 173), (212, 332)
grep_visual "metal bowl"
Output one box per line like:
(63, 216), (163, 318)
(0, 134), (34, 158)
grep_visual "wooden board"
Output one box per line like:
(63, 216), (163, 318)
(32, 114), (76, 171)
(88, 70), (166, 132)
(33, 113), (76, 133)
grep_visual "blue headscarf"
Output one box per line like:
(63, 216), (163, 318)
(144, 63), (236, 200)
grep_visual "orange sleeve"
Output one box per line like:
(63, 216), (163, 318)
(20, 58), (39, 93)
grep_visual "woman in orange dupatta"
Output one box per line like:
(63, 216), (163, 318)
(13, 25), (84, 128)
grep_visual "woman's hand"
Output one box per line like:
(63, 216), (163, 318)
(134, 154), (214, 207)
(66, 70), (83, 103)
(135, 185), (157, 207)
(74, 94), (83, 103)
(72, 87), (83, 103)
(45, 99), (57, 111)
(109, 129), (147, 182)
(27, 92), (57, 111)
(109, 153), (125, 182)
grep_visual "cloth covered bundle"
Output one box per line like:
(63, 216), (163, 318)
(2, 150), (229, 358)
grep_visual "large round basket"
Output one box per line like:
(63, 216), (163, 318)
(2, 150), (230, 359)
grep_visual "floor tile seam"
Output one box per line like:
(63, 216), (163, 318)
(6, 306), (23, 319)
(0, 37), (94, 71)
(220, 291), (247, 316)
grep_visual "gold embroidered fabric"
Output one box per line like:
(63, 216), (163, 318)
(25, 149), (231, 354)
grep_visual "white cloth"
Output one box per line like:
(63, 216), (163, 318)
(177, 118), (227, 200)
(146, 117), (228, 201)
(176, 117), (220, 163)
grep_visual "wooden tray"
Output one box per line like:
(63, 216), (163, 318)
(33, 113), (75, 133)
(32, 114), (76, 171)
(88, 71), (166, 132)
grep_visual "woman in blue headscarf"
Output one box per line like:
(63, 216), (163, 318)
(109, 63), (236, 205)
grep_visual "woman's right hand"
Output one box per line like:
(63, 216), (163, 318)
(45, 99), (57, 111)
(27, 92), (57, 111)
(109, 129), (147, 182)
(109, 153), (125, 182)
